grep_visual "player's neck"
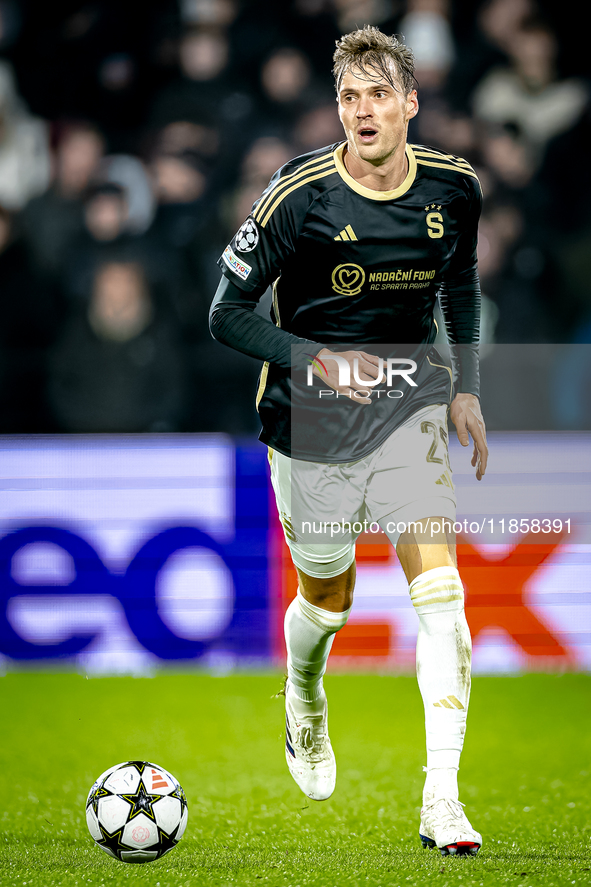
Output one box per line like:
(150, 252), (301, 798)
(343, 142), (409, 192)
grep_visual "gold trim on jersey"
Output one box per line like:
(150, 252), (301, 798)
(271, 278), (281, 327)
(259, 166), (337, 228)
(333, 142), (417, 201)
(413, 148), (481, 187)
(256, 362), (269, 411)
(253, 153), (337, 228)
(416, 158), (481, 182)
(427, 354), (453, 404)
(413, 148), (473, 168)
(253, 151), (334, 223)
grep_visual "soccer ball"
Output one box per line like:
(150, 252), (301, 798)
(86, 760), (188, 863)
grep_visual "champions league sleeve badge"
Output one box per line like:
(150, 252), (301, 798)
(234, 218), (259, 252)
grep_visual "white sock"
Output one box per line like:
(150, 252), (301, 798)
(284, 589), (351, 711)
(409, 566), (472, 802)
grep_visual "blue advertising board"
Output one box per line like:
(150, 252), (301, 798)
(0, 436), (272, 671)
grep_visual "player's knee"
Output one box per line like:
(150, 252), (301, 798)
(296, 588), (352, 633)
(297, 560), (355, 612)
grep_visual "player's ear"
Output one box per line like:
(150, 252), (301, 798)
(405, 90), (419, 120)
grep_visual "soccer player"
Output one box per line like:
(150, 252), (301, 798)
(210, 26), (488, 857)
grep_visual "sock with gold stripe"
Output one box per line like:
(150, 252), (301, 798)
(284, 589), (351, 711)
(409, 566), (472, 802)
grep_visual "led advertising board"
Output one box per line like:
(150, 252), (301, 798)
(0, 434), (589, 674)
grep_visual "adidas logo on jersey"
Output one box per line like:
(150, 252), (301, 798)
(334, 225), (358, 242)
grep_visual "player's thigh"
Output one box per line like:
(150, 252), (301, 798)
(268, 446), (366, 544)
(364, 403), (457, 581)
(365, 404), (456, 530)
(269, 446), (359, 601)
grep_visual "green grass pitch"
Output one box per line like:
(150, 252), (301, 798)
(0, 672), (589, 887)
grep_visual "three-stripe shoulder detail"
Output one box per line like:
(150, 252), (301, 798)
(253, 152), (337, 228)
(413, 147), (480, 184)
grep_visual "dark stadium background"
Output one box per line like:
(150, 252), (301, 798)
(0, 9), (590, 883)
(0, 0), (588, 435)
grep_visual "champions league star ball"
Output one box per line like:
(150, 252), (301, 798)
(86, 761), (188, 863)
(234, 218), (259, 252)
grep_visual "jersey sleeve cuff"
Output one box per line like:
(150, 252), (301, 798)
(450, 344), (480, 398)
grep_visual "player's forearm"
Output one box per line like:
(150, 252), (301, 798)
(438, 267), (481, 397)
(438, 267), (480, 343)
(209, 277), (321, 369)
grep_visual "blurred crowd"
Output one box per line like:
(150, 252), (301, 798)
(0, 0), (589, 433)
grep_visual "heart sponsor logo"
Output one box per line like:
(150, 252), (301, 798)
(331, 263), (365, 296)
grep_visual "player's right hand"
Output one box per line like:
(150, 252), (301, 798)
(450, 392), (488, 481)
(314, 348), (384, 405)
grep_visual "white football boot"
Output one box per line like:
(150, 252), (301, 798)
(284, 681), (336, 801)
(419, 796), (482, 856)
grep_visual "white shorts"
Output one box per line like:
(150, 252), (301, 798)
(269, 403), (456, 578)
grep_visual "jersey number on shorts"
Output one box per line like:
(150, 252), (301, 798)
(421, 421), (450, 468)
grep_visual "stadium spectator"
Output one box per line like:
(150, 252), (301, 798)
(22, 121), (105, 280)
(258, 47), (314, 136)
(60, 181), (132, 307)
(476, 200), (550, 342)
(292, 102), (345, 154)
(179, 0), (239, 28)
(480, 126), (535, 192)
(240, 136), (295, 191)
(0, 206), (61, 431)
(399, 0), (456, 91)
(149, 24), (253, 186)
(447, 0), (537, 110)
(0, 62), (50, 210)
(151, 151), (208, 244)
(332, 0), (399, 33)
(472, 20), (588, 168)
(147, 144), (213, 338)
(48, 260), (186, 432)
(61, 161), (157, 309)
(150, 26), (233, 128)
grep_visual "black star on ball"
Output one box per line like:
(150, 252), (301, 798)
(97, 823), (126, 858)
(87, 784), (112, 817)
(120, 780), (162, 822)
(156, 823), (181, 856)
(170, 784), (188, 810)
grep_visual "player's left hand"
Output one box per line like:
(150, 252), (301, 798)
(450, 393), (488, 481)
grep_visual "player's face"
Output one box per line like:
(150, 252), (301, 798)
(337, 64), (418, 166)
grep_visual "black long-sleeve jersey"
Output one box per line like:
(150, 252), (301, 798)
(211, 141), (482, 463)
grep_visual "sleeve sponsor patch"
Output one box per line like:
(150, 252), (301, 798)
(222, 245), (252, 281)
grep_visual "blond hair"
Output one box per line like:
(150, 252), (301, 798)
(333, 25), (416, 96)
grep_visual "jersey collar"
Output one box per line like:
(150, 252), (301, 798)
(333, 142), (417, 201)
